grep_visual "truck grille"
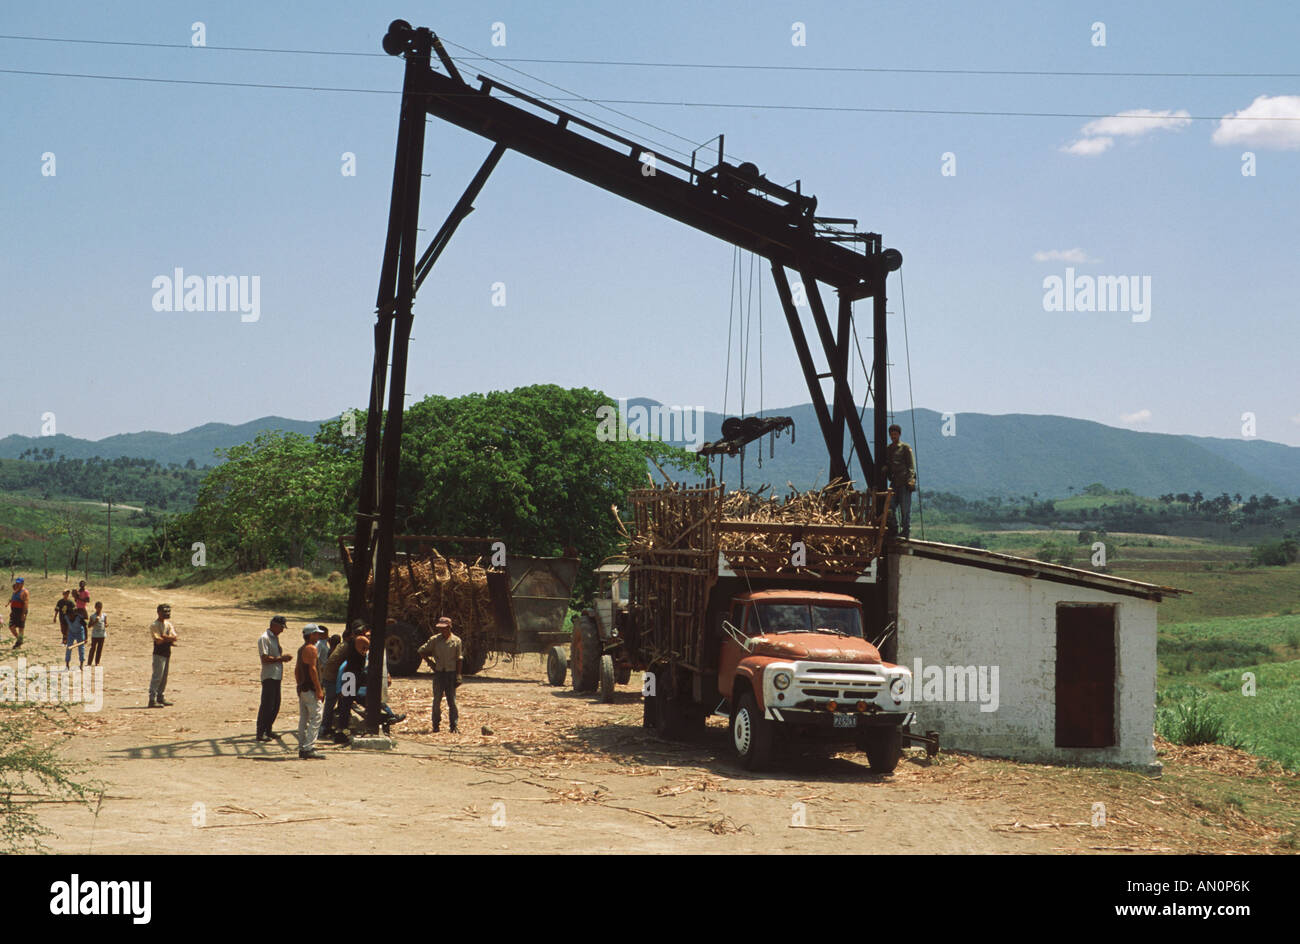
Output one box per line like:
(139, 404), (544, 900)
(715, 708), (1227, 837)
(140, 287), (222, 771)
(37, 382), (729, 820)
(793, 666), (886, 703)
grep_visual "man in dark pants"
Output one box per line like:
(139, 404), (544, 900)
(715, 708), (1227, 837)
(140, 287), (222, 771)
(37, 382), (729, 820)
(335, 628), (370, 741)
(418, 617), (462, 733)
(319, 627), (351, 740)
(881, 423), (917, 539)
(256, 615), (292, 742)
(54, 589), (75, 646)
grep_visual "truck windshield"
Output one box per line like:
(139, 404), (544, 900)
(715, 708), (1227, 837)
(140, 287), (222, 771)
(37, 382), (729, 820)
(750, 603), (863, 637)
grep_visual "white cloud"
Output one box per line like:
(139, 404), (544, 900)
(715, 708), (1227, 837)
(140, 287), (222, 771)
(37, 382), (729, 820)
(1081, 109), (1192, 138)
(1212, 94), (1300, 150)
(1062, 136), (1113, 156)
(1063, 108), (1191, 156)
(1032, 248), (1097, 263)
(1120, 409), (1152, 425)
(1291, 413), (1300, 425)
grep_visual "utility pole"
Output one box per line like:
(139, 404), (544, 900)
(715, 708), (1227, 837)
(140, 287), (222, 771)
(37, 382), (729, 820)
(105, 499), (113, 577)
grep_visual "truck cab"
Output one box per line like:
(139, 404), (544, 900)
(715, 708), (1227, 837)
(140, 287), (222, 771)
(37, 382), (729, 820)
(720, 590), (913, 771)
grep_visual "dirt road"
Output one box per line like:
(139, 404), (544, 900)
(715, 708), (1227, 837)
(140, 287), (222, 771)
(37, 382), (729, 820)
(12, 577), (1291, 854)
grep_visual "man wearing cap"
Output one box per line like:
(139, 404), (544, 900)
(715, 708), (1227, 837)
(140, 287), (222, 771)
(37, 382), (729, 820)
(418, 617), (463, 733)
(148, 604), (178, 708)
(54, 589), (76, 646)
(9, 578), (29, 649)
(295, 625), (328, 760)
(256, 616), (293, 742)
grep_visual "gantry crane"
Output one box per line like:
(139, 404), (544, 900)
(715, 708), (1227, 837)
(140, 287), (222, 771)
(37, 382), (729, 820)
(350, 20), (903, 729)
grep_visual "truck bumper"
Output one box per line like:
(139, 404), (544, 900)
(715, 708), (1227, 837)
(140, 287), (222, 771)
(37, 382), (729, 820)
(765, 706), (914, 730)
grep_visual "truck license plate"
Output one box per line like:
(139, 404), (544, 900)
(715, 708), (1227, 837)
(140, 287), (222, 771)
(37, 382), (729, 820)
(832, 713), (857, 728)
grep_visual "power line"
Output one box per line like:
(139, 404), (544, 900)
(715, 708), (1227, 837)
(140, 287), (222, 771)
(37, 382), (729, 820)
(1, 68), (1294, 123)
(3, 33), (1297, 78)
(439, 38), (707, 157)
(0, 67), (396, 95)
(457, 58), (1300, 80)
(0, 33), (386, 57)
(567, 100), (1299, 122)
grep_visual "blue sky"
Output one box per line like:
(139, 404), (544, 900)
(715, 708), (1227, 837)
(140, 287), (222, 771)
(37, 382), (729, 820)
(3, 1), (1298, 446)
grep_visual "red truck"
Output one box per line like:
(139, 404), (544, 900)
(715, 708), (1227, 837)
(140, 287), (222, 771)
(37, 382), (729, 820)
(557, 484), (917, 773)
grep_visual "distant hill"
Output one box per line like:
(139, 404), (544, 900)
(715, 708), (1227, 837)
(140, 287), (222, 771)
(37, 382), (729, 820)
(0, 417), (328, 467)
(2, 404), (1297, 499)
(623, 399), (1300, 499)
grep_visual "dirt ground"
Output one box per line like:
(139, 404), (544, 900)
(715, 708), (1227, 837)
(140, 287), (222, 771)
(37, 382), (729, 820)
(12, 576), (1296, 854)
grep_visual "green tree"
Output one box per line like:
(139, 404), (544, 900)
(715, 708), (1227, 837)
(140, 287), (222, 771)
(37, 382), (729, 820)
(395, 386), (703, 598)
(191, 431), (352, 569)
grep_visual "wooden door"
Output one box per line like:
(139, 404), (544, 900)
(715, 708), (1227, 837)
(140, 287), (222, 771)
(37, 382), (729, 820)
(1055, 604), (1116, 748)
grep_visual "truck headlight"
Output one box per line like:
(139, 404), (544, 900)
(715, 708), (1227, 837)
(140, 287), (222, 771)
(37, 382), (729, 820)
(890, 677), (908, 702)
(773, 671), (792, 691)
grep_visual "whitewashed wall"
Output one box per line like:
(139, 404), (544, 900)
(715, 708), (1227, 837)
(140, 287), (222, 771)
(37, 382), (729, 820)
(892, 553), (1159, 772)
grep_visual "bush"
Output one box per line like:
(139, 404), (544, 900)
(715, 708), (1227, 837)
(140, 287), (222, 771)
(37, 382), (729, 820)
(1250, 540), (1298, 567)
(0, 704), (98, 852)
(1158, 638), (1273, 675)
(1157, 695), (1227, 746)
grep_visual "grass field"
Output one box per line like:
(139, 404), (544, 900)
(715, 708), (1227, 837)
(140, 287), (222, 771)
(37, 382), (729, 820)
(0, 492), (156, 578)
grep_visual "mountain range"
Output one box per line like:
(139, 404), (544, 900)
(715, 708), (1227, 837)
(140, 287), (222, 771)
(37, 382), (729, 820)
(1, 405), (1297, 499)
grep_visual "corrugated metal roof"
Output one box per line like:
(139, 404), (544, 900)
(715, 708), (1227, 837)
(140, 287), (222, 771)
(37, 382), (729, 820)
(892, 538), (1187, 602)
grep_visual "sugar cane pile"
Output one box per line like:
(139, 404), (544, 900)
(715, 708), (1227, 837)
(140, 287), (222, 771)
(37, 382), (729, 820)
(626, 480), (888, 577)
(373, 551), (498, 674)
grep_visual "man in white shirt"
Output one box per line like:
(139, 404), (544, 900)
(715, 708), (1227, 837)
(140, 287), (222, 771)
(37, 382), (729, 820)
(255, 615), (293, 742)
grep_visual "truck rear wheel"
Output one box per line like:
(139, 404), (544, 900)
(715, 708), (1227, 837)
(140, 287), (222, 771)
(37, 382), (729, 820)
(571, 616), (600, 693)
(545, 646), (568, 686)
(731, 692), (773, 771)
(598, 654), (615, 703)
(461, 639), (489, 677)
(384, 622), (425, 677)
(859, 725), (903, 773)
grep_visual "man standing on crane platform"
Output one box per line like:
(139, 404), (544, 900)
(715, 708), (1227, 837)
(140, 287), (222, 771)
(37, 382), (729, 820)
(883, 424), (917, 539)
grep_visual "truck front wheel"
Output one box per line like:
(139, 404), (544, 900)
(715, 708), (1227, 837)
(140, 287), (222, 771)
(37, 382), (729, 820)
(859, 725), (902, 774)
(731, 692), (774, 771)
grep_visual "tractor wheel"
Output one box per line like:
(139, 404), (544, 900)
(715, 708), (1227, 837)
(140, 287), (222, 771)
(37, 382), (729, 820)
(598, 654), (615, 703)
(859, 725), (903, 774)
(545, 646), (568, 687)
(615, 663), (632, 686)
(730, 691), (774, 771)
(461, 643), (488, 677)
(570, 616), (600, 692)
(384, 622), (424, 677)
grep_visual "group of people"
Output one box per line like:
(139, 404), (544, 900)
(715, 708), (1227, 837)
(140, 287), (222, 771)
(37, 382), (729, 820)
(254, 615), (469, 760)
(8, 574), (468, 759)
(6, 577), (109, 669)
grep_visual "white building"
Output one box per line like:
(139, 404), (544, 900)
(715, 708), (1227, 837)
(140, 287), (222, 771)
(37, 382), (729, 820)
(888, 540), (1181, 773)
